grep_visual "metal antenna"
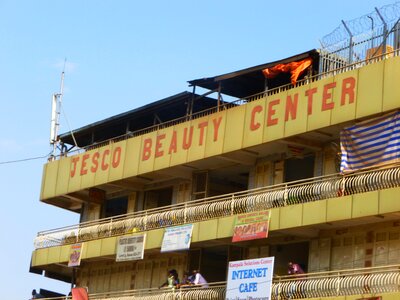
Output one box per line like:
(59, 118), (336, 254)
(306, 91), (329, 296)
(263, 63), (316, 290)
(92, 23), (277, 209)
(50, 59), (66, 159)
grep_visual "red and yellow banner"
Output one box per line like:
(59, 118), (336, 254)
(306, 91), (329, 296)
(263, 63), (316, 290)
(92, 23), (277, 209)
(232, 211), (271, 242)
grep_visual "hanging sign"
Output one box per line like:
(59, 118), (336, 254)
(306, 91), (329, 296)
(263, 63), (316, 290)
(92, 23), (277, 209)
(116, 234), (146, 262)
(68, 243), (83, 267)
(232, 210), (271, 242)
(226, 257), (275, 300)
(161, 224), (193, 252)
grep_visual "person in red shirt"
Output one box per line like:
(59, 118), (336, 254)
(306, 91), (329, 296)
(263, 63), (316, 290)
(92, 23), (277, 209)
(288, 262), (304, 275)
(287, 262), (305, 298)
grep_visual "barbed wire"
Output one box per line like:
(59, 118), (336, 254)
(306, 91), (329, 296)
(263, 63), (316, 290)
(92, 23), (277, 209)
(321, 2), (400, 49)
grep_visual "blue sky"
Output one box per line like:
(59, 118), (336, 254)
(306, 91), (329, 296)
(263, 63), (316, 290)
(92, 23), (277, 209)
(0, 0), (394, 298)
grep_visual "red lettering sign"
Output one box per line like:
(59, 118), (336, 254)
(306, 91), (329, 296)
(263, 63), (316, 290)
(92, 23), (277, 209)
(140, 116), (223, 161)
(80, 154), (90, 175)
(267, 99), (280, 126)
(250, 105), (262, 131)
(182, 126), (194, 150)
(91, 152), (100, 173)
(168, 131), (178, 154)
(341, 77), (356, 105)
(142, 138), (152, 161)
(213, 116), (223, 141)
(112, 147), (122, 168)
(285, 94), (298, 121)
(155, 134), (166, 158)
(198, 121), (208, 145)
(101, 149), (110, 171)
(322, 82), (336, 111)
(305, 87), (317, 115)
(70, 147), (123, 178)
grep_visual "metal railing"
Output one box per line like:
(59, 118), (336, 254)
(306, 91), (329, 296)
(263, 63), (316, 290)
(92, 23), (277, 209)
(55, 42), (400, 160)
(34, 163), (400, 249)
(36, 265), (400, 299)
(272, 264), (400, 299)
(52, 3), (400, 159)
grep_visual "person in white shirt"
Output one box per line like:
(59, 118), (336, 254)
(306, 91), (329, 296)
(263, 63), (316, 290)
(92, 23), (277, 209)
(191, 269), (209, 288)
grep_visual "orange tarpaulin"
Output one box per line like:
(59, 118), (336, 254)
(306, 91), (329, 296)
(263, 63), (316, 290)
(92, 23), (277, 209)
(71, 287), (88, 300)
(262, 57), (313, 85)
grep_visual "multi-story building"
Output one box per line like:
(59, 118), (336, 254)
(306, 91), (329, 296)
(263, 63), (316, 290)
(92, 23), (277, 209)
(30, 4), (400, 299)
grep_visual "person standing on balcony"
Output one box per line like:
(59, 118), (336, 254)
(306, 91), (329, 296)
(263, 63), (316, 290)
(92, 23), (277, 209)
(159, 269), (180, 289)
(176, 271), (194, 288)
(30, 289), (44, 299)
(287, 262), (305, 299)
(190, 269), (209, 288)
(287, 261), (304, 275)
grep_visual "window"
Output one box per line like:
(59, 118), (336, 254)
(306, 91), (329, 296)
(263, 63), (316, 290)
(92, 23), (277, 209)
(284, 155), (315, 182)
(144, 187), (173, 210)
(104, 196), (128, 218)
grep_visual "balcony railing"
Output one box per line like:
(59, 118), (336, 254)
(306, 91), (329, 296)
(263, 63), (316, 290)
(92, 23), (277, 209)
(34, 163), (400, 249)
(35, 265), (400, 300)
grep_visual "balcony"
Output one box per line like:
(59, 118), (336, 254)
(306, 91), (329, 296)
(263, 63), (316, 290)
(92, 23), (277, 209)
(34, 163), (400, 249)
(33, 265), (400, 299)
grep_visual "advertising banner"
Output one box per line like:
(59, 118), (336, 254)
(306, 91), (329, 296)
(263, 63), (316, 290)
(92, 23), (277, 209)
(232, 210), (271, 242)
(116, 234), (146, 262)
(161, 224), (193, 252)
(68, 243), (83, 267)
(226, 257), (275, 300)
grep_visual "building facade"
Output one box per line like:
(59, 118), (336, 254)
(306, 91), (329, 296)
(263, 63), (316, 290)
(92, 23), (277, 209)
(31, 4), (400, 300)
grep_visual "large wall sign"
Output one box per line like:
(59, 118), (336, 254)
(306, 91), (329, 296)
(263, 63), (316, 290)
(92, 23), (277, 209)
(42, 57), (400, 201)
(232, 210), (271, 242)
(161, 224), (193, 253)
(226, 257), (275, 300)
(116, 234), (146, 262)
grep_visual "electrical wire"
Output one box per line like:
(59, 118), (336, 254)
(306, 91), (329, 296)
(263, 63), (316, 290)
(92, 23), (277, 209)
(0, 152), (51, 165)
(61, 104), (79, 148)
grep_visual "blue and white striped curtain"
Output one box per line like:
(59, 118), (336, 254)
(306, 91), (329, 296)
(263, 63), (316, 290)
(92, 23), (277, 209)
(340, 111), (400, 173)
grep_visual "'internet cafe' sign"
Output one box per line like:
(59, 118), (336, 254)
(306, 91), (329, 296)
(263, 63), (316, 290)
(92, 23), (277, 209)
(116, 234), (146, 262)
(226, 257), (275, 300)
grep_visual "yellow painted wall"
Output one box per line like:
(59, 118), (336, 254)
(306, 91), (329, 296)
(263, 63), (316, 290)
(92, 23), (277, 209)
(41, 57), (400, 201)
(78, 254), (186, 293)
(304, 294), (400, 300)
(32, 186), (400, 267)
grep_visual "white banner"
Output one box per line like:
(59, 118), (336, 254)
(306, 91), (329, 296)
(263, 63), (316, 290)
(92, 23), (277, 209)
(161, 224), (193, 253)
(226, 257), (275, 300)
(116, 234), (146, 262)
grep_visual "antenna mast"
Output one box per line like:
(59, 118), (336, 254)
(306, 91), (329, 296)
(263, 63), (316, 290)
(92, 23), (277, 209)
(50, 60), (66, 159)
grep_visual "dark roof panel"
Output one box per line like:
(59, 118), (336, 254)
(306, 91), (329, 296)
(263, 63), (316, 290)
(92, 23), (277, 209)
(188, 49), (320, 98)
(59, 91), (218, 147)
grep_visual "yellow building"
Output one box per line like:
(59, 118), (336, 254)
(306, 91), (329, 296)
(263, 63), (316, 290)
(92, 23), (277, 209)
(31, 5), (400, 300)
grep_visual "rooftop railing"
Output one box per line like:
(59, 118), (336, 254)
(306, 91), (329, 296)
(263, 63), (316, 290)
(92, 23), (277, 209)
(35, 264), (400, 300)
(34, 163), (400, 249)
(52, 2), (400, 159)
(56, 42), (399, 159)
